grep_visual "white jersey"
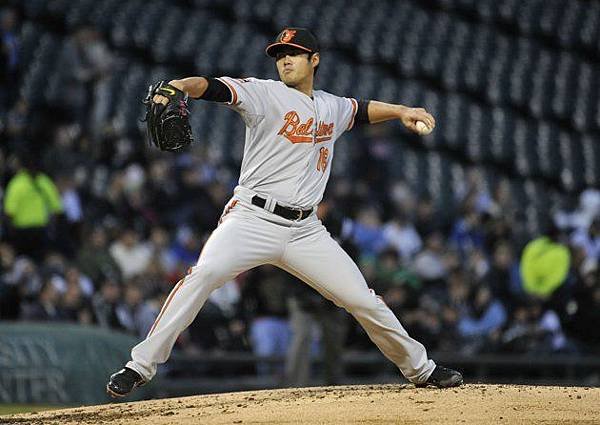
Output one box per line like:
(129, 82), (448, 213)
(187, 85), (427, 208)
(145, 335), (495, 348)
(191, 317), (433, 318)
(216, 77), (358, 209)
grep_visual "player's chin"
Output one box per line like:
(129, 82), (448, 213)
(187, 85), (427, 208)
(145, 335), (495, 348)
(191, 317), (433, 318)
(280, 72), (297, 83)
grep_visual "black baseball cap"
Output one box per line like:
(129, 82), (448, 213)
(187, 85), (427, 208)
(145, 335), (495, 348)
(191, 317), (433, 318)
(265, 27), (320, 57)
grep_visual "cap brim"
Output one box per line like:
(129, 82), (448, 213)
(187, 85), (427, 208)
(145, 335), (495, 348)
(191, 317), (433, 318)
(265, 42), (313, 57)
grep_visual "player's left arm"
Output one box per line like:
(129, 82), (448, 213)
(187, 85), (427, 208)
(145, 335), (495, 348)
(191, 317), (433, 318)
(360, 100), (435, 134)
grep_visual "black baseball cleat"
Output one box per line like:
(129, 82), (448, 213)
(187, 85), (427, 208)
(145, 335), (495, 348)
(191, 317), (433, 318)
(106, 367), (146, 398)
(415, 366), (463, 388)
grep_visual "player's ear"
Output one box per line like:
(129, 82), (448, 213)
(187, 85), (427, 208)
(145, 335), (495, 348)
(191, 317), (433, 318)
(311, 53), (320, 68)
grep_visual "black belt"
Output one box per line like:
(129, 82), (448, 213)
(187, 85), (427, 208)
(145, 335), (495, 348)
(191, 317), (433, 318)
(251, 195), (312, 221)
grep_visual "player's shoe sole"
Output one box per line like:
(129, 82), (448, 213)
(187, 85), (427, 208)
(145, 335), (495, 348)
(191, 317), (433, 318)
(106, 384), (127, 398)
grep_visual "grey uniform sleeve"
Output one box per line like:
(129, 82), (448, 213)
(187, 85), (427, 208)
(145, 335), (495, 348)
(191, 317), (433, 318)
(215, 77), (266, 127)
(333, 96), (359, 137)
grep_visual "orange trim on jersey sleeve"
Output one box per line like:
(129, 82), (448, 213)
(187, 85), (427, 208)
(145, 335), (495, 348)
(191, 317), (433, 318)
(217, 77), (238, 105)
(347, 98), (358, 131)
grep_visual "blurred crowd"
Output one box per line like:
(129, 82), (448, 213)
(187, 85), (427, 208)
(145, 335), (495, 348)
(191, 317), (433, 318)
(1, 5), (600, 382)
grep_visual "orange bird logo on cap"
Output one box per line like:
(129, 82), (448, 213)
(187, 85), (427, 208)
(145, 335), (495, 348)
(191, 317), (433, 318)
(281, 29), (297, 43)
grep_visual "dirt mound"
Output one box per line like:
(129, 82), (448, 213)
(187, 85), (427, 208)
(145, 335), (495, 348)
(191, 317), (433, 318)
(2, 384), (598, 424)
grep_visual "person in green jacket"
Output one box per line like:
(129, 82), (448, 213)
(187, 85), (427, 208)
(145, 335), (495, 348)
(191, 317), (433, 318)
(520, 226), (571, 299)
(2, 154), (63, 261)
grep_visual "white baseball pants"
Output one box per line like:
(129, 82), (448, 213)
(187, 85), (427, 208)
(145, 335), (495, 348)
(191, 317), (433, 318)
(127, 186), (435, 383)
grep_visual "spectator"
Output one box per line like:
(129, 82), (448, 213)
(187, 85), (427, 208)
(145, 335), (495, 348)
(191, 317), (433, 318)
(348, 206), (387, 257)
(148, 226), (177, 275)
(135, 288), (164, 339)
(0, 7), (19, 111)
(413, 232), (447, 283)
(77, 226), (122, 286)
(485, 241), (520, 305)
(458, 284), (507, 352)
(169, 226), (202, 268)
(501, 301), (573, 354)
(61, 280), (93, 324)
(382, 213), (422, 262)
(21, 279), (63, 322)
(92, 278), (123, 330)
(5, 97), (28, 146)
(450, 210), (485, 257)
(563, 261), (600, 351)
(109, 228), (153, 279)
(520, 228), (571, 299)
(437, 270), (469, 352)
(554, 189), (600, 233)
(116, 282), (147, 337)
(570, 217), (600, 261)
(488, 178), (515, 220)
(3, 153), (64, 261)
(464, 248), (490, 281)
(63, 266), (94, 299)
(0, 242), (21, 319)
(240, 266), (291, 376)
(414, 196), (446, 237)
(374, 248), (420, 291)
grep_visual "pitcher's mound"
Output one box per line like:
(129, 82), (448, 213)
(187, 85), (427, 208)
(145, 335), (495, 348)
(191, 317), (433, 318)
(3, 384), (599, 424)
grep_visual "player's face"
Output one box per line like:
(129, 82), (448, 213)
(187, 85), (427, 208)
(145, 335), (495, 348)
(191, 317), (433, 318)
(275, 48), (319, 86)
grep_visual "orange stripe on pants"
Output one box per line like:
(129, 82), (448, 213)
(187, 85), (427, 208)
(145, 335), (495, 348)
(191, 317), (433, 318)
(147, 278), (186, 337)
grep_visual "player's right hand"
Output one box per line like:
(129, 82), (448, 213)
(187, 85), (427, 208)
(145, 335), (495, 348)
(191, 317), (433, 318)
(398, 106), (435, 134)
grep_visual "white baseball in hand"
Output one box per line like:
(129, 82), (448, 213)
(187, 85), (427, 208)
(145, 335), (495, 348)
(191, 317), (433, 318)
(415, 121), (432, 136)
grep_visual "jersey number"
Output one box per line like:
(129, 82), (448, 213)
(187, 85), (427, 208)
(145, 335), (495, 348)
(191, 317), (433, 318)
(317, 147), (329, 173)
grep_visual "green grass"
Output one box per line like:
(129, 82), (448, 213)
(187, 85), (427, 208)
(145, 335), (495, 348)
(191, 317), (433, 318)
(0, 404), (68, 415)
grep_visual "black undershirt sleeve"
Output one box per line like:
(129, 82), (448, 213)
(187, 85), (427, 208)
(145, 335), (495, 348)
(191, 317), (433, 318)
(355, 99), (370, 125)
(199, 78), (233, 103)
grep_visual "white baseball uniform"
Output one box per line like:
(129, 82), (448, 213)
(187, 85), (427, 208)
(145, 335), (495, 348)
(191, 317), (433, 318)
(126, 77), (436, 384)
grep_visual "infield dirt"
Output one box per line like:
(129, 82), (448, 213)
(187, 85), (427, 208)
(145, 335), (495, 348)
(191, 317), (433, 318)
(1, 384), (599, 424)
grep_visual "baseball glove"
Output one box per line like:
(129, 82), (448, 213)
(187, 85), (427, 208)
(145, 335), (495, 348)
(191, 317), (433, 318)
(142, 81), (194, 152)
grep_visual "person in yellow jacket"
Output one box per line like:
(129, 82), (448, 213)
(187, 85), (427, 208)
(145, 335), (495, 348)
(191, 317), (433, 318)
(3, 156), (63, 261)
(520, 226), (571, 299)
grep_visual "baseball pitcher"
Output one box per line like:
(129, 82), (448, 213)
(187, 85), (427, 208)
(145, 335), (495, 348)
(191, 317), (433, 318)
(107, 28), (463, 397)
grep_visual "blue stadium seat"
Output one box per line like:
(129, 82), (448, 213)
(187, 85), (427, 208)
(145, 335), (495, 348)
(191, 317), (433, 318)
(465, 104), (489, 162)
(550, 54), (577, 121)
(89, 0), (123, 34)
(559, 132), (585, 192)
(527, 51), (554, 118)
(572, 63), (595, 132)
(582, 135), (600, 187)
(489, 107), (512, 164)
(441, 94), (467, 152)
(133, 2), (168, 53)
(535, 122), (561, 180)
(110, 0), (145, 49)
(485, 37), (510, 105)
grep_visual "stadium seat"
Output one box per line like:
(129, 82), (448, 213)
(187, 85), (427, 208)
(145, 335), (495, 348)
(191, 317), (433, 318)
(582, 135), (600, 187)
(535, 122), (561, 181)
(559, 132), (585, 192)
